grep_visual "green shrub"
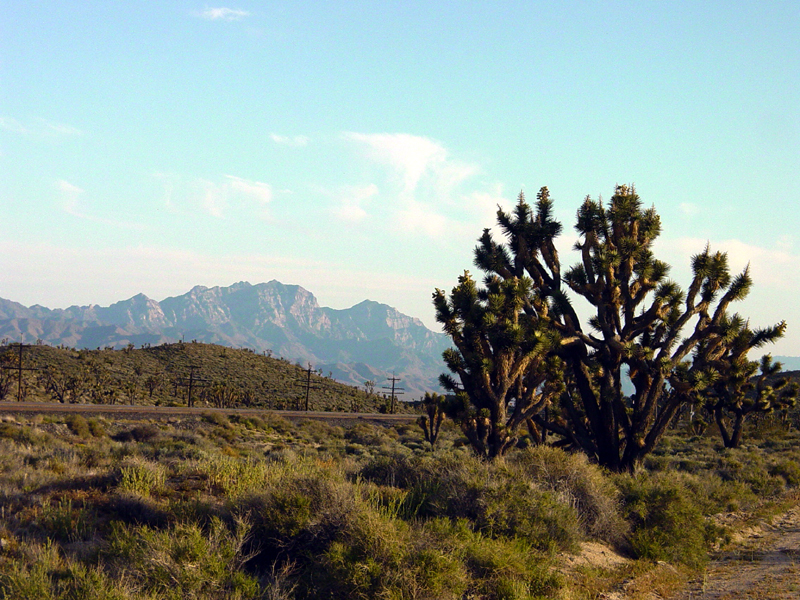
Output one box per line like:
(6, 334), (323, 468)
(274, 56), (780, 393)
(113, 424), (160, 443)
(0, 541), (128, 600)
(103, 518), (259, 599)
(615, 472), (714, 569)
(510, 446), (627, 544)
(118, 457), (166, 496)
(201, 411), (230, 428)
(38, 497), (95, 542)
(769, 459), (800, 487)
(405, 455), (582, 552)
(66, 415), (91, 438)
(87, 418), (106, 438)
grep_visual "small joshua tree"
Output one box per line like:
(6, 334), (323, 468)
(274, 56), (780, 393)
(417, 392), (446, 449)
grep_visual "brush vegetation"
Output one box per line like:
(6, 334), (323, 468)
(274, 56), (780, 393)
(1, 409), (799, 599)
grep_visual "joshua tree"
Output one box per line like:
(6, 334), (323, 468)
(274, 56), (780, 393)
(689, 314), (797, 447)
(417, 392), (446, 449)
(434, 272), (565, 459)
(439, 185), (785, 471)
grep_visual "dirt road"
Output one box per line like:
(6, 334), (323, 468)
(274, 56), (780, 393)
(672, 504), (800, 600)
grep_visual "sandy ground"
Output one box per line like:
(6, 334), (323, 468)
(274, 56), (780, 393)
(671, 504), (800, 600)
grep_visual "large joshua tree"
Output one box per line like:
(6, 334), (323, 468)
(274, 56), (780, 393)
(439, 184), (785, 471)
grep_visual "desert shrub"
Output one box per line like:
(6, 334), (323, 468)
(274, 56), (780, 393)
(298, 419), (344, 443)
(202, 411), (230, 428)
(714, 451), (786, 497)
(117, 456), (166, 496)
(200, 455), (271, 498)
(510, 446), (627, 544)
(0, 422), (44, 445)
(112, 424), (160, 443)
(345, 422), (394, 447)
(769, 459), (800, 487)
(103, 518), (259, 599)
(65, 415), (90, 438)
(101, 494), (171, 528)
(358, 452), (421, 489)
(615, 472), (714, 568)
(406, 455), (582, 552)
(261, 413), (294, 435)
(679, 472), (757, 514)
(87, 418), (106, 437)
(423, 518), (562, 599)
(38, 497), (95, 542)
(0, 541), (128, 600)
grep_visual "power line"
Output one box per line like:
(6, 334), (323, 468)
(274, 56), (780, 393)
(382, 374), (404, 414)
(175, 365), (210, 408)
(294, 363), (323, 411)
(1, 343), (41, 402)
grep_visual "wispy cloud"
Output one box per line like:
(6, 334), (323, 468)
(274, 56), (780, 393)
(56, 179), (85, 215)
(56, 180), (148, 231)
(157, 173), (272, 218)
(1, 116), (82, 138)
(0, 117), (28, 135)
(198, 7), (250, 21)
(331, 184), (378, 223)
(270, 133), (309, 147)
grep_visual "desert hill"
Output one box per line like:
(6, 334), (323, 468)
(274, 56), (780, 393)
(0, 341), (412, 413)
(0, 280), (451, 398)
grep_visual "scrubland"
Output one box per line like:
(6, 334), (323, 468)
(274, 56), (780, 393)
(0, 411), (798, 599)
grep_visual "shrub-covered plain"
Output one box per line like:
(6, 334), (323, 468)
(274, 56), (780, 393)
(0, 412), (798, 599)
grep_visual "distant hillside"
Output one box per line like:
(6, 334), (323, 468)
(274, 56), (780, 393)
(0, 342), (413, 413)
(0, 281), (452, 398)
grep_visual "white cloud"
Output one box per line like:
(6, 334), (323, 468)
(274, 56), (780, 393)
(198, 7), (250, 21)
(343, 132), (490, 240)
(226, 175), (272, 206)
(197, 178), (226, 218)
(56, 179), (148, 231)
(346, 132), (462, 194)
(679, 202), (699, 217)
(157, 174), (272, 218)
(270, 133), (309, 147)
(331, 184), (377, 223)
(396, 200), (451, 237)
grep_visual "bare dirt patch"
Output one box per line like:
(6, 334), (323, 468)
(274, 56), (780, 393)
(671, 503), (800, 600)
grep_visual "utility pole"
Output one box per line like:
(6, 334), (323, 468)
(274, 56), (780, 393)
(294, 363), (322, 411)
(176, 365), (209, 408)
(382, 374), (404, 414)
(1, 342), (40, 402)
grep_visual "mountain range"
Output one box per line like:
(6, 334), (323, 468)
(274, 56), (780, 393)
(0, 281), (452, 399)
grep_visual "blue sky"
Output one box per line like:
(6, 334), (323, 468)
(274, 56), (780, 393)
(2, 2), (799, 354)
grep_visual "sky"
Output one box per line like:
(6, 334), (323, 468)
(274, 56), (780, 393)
(1, 2), (799, 354)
